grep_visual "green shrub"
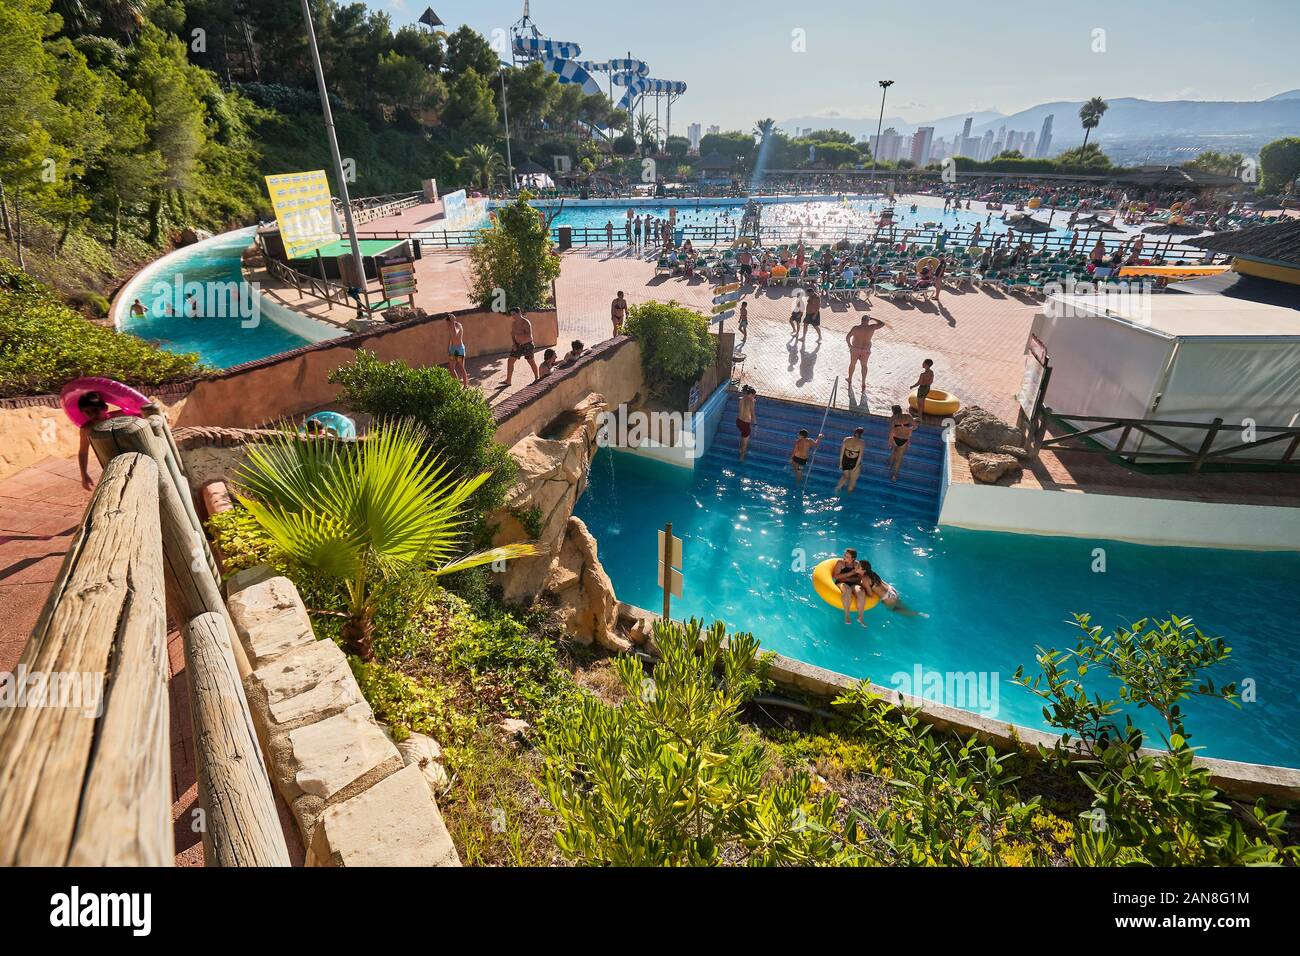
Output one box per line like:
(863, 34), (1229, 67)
(0, 260), (203, 397)
(329, 350), (518, 538)
(350, 657), (473, 743)
(623, 301), (715, 397)
(467, 193), (561, 312)
(543, 618), (862, 866)
(1014, 613), (1297, 866)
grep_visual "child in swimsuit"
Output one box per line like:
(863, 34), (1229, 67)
(789, 429), (821, 482)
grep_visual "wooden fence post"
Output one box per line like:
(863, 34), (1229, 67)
(0, 454), (172, 866)
(90, 416), (252, 679)
(183, 613), (291, 866)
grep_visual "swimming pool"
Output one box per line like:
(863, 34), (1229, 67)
(574, 446), (1300, 769)
(540, 197), (1076, 243)
(115, 228), (342, 369)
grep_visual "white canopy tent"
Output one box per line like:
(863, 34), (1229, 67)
(1030, 292), (1300, 460)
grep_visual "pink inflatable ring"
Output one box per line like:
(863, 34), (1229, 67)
(60, 377), (151, 428)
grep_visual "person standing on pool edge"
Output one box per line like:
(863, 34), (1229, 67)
(736, 385), (757, 461)
(911, 359), (935, 419)
(505, 309), (540, 385)
(801, 286), (822, 345)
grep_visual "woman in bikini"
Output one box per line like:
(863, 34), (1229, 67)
(832, 548), (870, 625)
(859, 560), (924, 617)
(834, 427), (866, 494)
(789, 429), (822, 482)
(888, 404), (915, 482)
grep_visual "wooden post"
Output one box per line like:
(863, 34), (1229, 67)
(90, 416), (251, 679)
(183, 613), (291, 866)
(662, 521), (673, 622)
(1192, 417), (1224, 473)
(0, 454), (172, 866)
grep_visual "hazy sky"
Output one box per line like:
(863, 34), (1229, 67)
(372, 0), (1298, 131)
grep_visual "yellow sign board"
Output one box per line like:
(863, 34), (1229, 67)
(265, 170), (339, 259)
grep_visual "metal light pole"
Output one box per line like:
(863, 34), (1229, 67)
(870, 79), (894, 194)
(299, 0), (367, 308)
(499, 66), (514, 193)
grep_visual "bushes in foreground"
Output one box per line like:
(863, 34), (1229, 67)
(0, 261), (202, 397)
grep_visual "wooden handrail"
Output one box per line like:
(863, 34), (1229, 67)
(0, 454), (171, 866)
(183, 613), (291, 866)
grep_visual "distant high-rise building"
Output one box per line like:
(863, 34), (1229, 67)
(1022, 131), (1036, 158)
(961, 117), (973, 139)
(870, 127), (904, 163)
(801, 127), (813, 138)
(992, 124), (1007, 155)
(979, 130), (995, 160)
(1006, 130), (1023, 154)
(910, 126), (935, 166)
(1036, 114), (1054, 158)
(687, 123), (701, 152)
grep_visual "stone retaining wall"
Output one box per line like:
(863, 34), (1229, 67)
(223, 566), (461, 866)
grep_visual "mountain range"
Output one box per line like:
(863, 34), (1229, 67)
(778, 91), (1300, 147)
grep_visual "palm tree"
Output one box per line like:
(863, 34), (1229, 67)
(1078, 97), (1109, 151)
(461, 144), (504, 190)
(754, 118), (776, 141)
(635, 112), (661, 156)
(233, 421), (535, 661)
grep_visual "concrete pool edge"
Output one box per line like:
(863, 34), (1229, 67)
(625, 604), (1300, 805)
(939, 466), (1300, 552)
(110, 225), (343, 352)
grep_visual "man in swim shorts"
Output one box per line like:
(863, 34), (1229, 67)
(801, 287), (822, 344)
(736, 385), (757, 462)
(834, 427), (866, 494)
(911, 359), (935, 418)
(845, 315), (887, 392)
(888, 404), (915, 482)
(505, 309), (540, 385)
(444, 313), (468, 386)
(789, 428), (821, 482)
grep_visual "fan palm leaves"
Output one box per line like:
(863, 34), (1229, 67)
(1078, 97), (1109, 151)
(233, 420), (534, 660)
(462, 143), (505, 190)
(754, 117), (776, 141)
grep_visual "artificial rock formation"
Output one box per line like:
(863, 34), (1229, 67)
(954, 405), (1029, 459)
(545, 516), (630, 652)
(491, 394), (607, 604)
(967, 451), (1022, 484)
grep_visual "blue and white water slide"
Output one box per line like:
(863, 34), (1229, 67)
(542, 58), (602, 95)
(512, 35), (581, 59)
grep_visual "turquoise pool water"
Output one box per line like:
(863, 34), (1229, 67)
(574, 449), (1300, 769)
(543, 198), (1071, 242)
(117, 228), (317, 369)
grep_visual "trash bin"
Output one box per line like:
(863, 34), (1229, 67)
(558, 226), (572, 251)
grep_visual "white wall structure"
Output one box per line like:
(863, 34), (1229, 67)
(1033, 292), (1300, 459)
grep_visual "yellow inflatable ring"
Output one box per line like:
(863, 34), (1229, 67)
(812, 558), (880, 610)
(909, 388), (961, 417)
(1027, 197), (1042, 209)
